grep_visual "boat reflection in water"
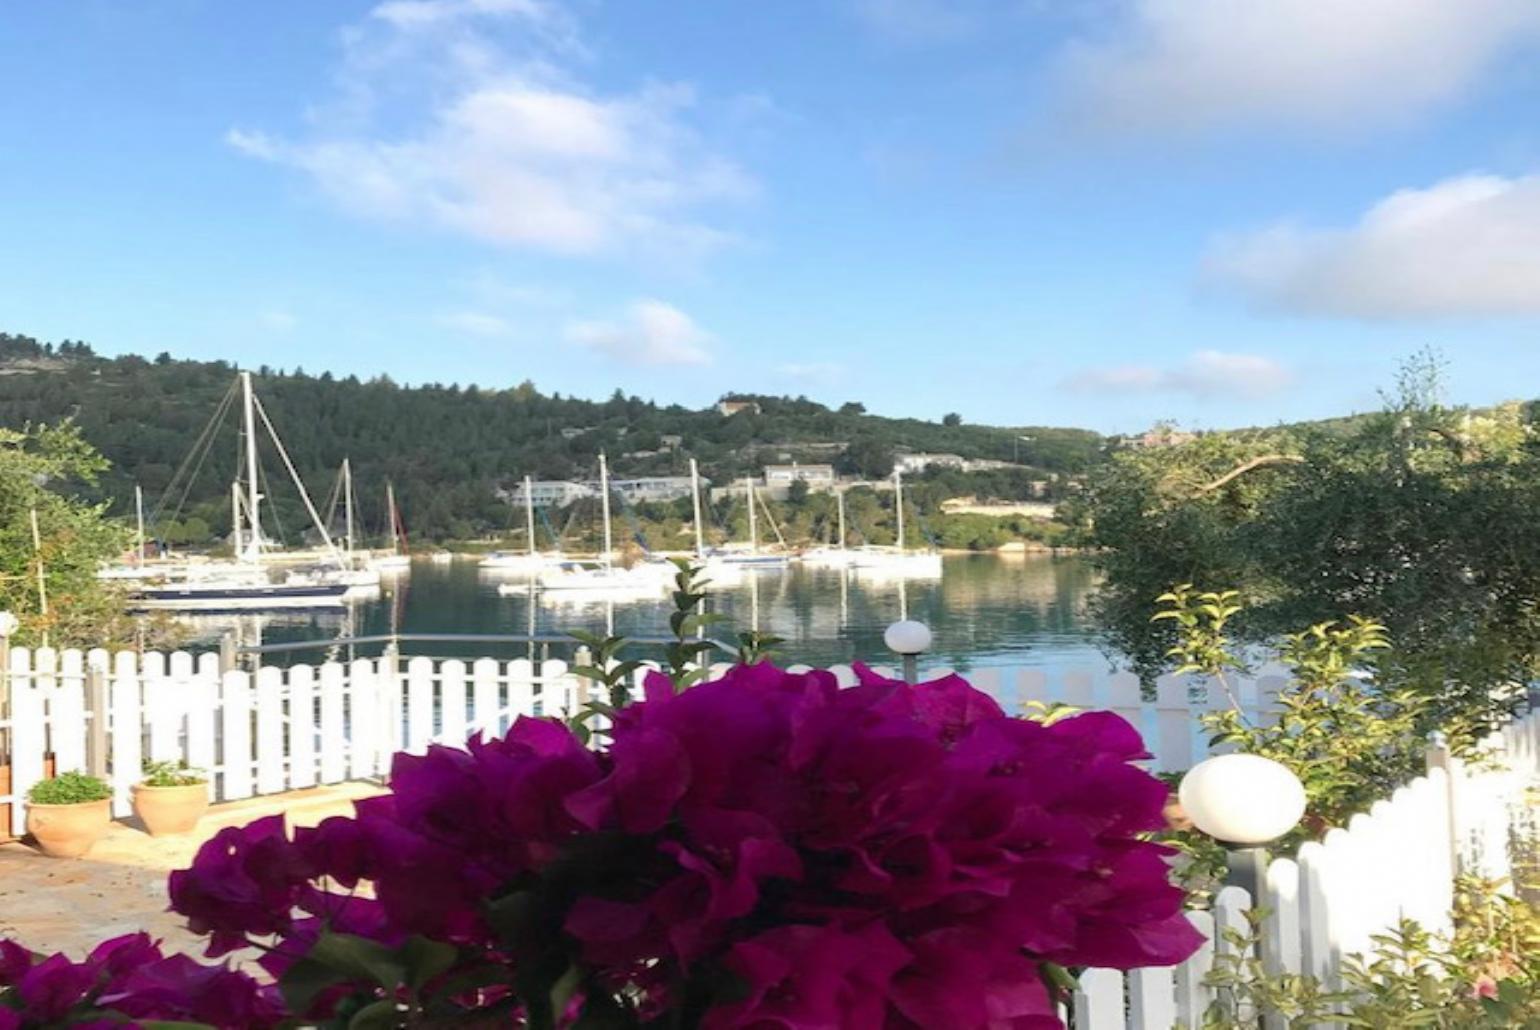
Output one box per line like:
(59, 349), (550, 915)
(149, 554), (1103, 674)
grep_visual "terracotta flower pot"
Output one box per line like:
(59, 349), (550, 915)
(131, 782), (210, 836)
(27, 798), (112, 858)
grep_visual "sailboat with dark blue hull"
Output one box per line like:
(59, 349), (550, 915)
(129, 372), (351, 612)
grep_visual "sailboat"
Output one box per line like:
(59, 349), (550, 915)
(849, 468), (944, 580)
(130, 372), (349, 610)
(99, 485), (165, 581)
(372, 482), (412, 572)
(482, 475), (568, 573)
(328, 459), (383, 590)
(682, 459), (742, 586)
(536, 454), (669, 594)
(701, 475), (790, 571)
(798, 488), (855, 567)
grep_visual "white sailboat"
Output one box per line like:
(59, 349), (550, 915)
(99, 485), (164, 581)
(330, 459), (383, 589)
(685, 459), (742, 586)
(483, 475), (568, 574)
(702, 475), (790, 571)
(849, 468), (944, 579)
(129, 372), (350, 611)
(536, 454), (670, 594)
(798, 488), (855, 567)
(372, 481), (412, 572)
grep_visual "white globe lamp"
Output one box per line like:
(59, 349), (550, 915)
(1179, 753), (1307, 845)
(1179, 753), (1307, 906)
(884, 620), (932, 683)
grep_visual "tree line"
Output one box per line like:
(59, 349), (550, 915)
(0, 332), (1105, 545)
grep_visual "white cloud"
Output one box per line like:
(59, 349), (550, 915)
(259, 310), (297, 332)
(564, 300), (713, 366)
(1058, 0), (1540, 134)
(439, 310), (513, 336)
(1066, 350), (1294, 398)
(372, 0), (548, 29)
(228, 0), (753, 258)
(851, 0), (981, 42)
(1206, 173), (1540, 318)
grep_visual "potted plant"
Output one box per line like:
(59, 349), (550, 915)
(25, 771), (113, 858)
(131, 760), (210, 836)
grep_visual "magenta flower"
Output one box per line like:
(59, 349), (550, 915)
(9, 659), (1201, 1028)
(707, 922), (911, 1029)
(167, 815), (315, 956)
(13, 955), (96, 1023)
(0, 941), (33, 987)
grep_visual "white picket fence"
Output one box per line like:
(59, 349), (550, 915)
(0, 647), (1281, 835)
(2, 645), (1536, 1026)
(1072, 710), (1540, 1028)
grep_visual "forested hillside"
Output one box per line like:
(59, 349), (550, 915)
(0, 332), (1106, 543)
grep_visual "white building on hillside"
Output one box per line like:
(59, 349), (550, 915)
(500, 480), (597, 508)
(609, 477), (697, 504)
(895, 452), (966, 474)
(762, 463), (836, 498)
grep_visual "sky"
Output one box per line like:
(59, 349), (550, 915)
(3, 0), (1540, 432)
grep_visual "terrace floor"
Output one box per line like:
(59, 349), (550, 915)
(0, 781), (383, 958)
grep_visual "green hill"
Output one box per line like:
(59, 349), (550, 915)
(0, 332), (1105, 545)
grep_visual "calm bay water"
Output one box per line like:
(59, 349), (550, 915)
(182, 554), (1113, 674)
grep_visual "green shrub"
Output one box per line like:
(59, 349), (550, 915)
(140, 760), (206, 787)
(1154, 585), (1426, 838)
(27, 771), (112, 805)
(1204, 878), (1540, 1028)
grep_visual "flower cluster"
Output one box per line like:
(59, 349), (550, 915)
(0, 933), (278, 1028)
(158, 662), (1201, 1027)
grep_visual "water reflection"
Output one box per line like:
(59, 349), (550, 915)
(165, 554), (1109, 673)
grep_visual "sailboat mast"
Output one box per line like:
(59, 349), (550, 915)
(343, 459), (356, 559)
(599, 453), (614, 564)
(836, 490), (846, 550)
(745, 477), (758, 554)
(524, 475), (537, 558)
(134, 484), (146, 562)
(894, 469), (905, 555)
(231, 481), (243, 560)
(241, 371), (262, 561)
(386, 481), (405, 555)
(690, 459), (706, 559)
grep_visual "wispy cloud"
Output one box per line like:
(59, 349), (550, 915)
(1066, 350), (1294, 398)
(227, 0), (754, 259)
(259, 310), (297, 332)
(564, 300), (713, 366)
(849, 0), (982, 42)
(1205, 173), (1540, 318)
(1056, 0), (1540, 135)
(438, 310), (513, 336)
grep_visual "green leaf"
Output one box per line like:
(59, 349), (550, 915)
(309, 930), (407, 989)
(399, 935), (458, 992)
(348, 998), (405, 1030)
(279, 956), (354, 1016)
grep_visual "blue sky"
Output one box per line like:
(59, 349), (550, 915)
(3, 0), (1540, 432)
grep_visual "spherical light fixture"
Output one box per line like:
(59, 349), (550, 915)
(0, 611), (18, 637)
(1178, 753), (1306, 846)
(884, 620), (932, 685)
(884, 620), (932, 656)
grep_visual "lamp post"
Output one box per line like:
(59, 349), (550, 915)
(884, 619), (932, 684)
(1178, 753), (1306, 903)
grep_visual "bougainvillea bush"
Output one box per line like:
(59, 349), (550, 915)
(1, 663), (1200, 1028)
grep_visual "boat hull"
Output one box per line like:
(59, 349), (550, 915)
(129, 583), (350, 611)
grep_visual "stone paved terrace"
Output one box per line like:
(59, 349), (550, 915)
(0, 781), (383, 958)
